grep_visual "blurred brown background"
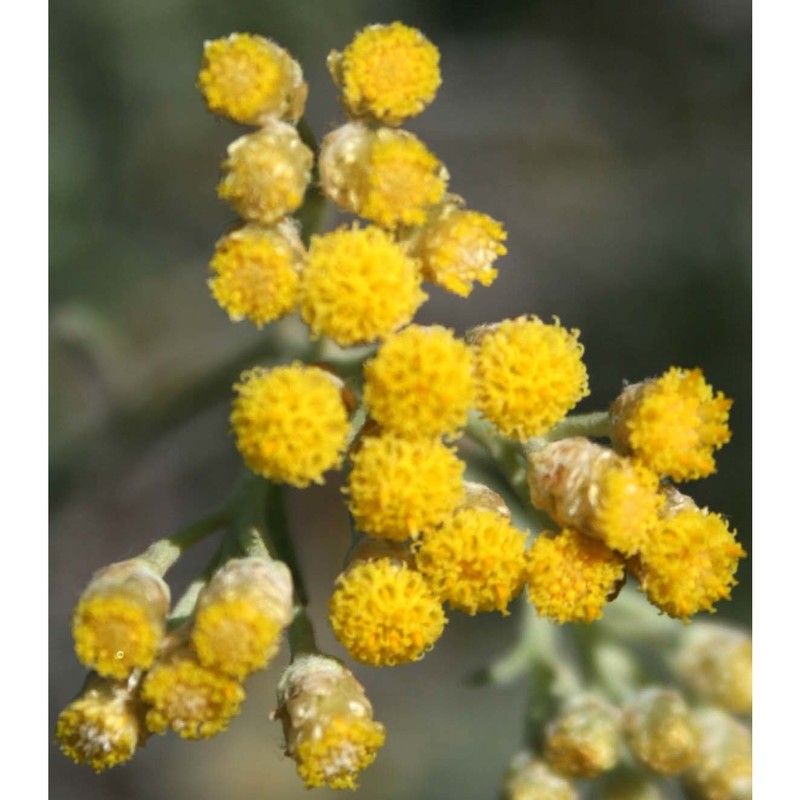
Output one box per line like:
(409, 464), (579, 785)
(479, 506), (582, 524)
(50, 1), (751, 797)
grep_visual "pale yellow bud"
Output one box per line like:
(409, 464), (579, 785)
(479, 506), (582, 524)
(502, 752), (578, 800)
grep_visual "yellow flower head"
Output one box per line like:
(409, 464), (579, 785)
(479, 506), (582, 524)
(300, 225), (427, 346)
(611, 367), (732, 482)
(230, 363), (350, 487)
(275, 654), (386, 789)
(406, 199), (507, 296)
(56, 674), (147, 772)
(414, 507), (528, 615)
(319, 123), (448, 228)
(623, 688), (700, 776)
(544, 694), (622, 778)
(502, 752), (579, 800)
(472, 316), (590, 439)
(363, 325), (475, 438)
(72, 560), (170, 681)
(140, 640), (245, 739)
(328, 22), (441, 126)
(209, 221), (304, 328)
(526, 528), (626, 624)
(347, 433), (465, 540)
(527, 438), (662, 557)
(217, 120), (313, 225)
(198, 33), (307, 125)
(191, 557), (294, 680)
(632, 500), (746, 621)
(328, 557), (447, 666)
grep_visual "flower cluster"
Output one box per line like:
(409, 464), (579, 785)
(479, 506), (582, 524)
(501, 622), (751, 800)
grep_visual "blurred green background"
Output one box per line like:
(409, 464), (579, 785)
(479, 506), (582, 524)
(50, 1), (750, 798)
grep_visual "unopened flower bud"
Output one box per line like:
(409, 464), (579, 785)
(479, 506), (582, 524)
(526, 438), (661, 556)
(218, 120), (313, 225)
(624, 687), (700, 775)
(274, 654), (386, 790)
(191, 557), (293, 679)
(319, 122), (448, 228)
(673, 623), (752, 715)
(461, 481), (511, 518)
(543, 694), (622, 778)
(682, 709), (752, 800)
(72, 559), (170, 681)
(56, 672), (148, 772)
(501, 752), (578, 800)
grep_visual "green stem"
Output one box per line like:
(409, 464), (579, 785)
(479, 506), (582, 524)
(288, 605), (319, 658)
(540, 411), (611, 442)
(296, 117), (327, 246)
(263, 480), (308, 607)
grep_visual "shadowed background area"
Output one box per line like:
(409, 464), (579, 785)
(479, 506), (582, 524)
(50, 1), (750, 797)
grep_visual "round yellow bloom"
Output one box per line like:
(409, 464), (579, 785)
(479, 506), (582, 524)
(363, 325), (474, 438)
(633, 506), (746, 621)
(208, 221), (303, 327)
(191, 557), (293, 680)
(414, 507), (528, 615)
(347, 433), (465, 540)
(473, 316), (590, 440)
(408, 201), (507, 296)
(300, 225), (427, 346)
(141, 644), (245, 739)
(217, 121), (313, 225)
(198, 33), (307, 124)
(72, 560), (170, 681)
(328, 558), (447, 666)
(328, 22), (441, 125)
(526, 529), (626, 623)
(611, 367), (732, 482)
(319, 123), (447, 228)
(56, 675), (146, 772)
(231, 363), (350, 487)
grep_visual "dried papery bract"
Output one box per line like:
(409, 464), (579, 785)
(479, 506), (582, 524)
(274, 655), (386, 789)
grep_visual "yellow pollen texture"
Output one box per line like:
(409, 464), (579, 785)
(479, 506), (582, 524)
(526, 529), (626, 623)
(347, 433), (465, 540)
(231, 364), (349, 487)
(334, 22), (441, 125)
(198, 34), (290, 124)
(363, 325), (475, 438)
(295, 716), (387, 790)
(141, 651), (245, 739)
(218, 124), (312, 225)
(328, 558), (446, 666)
(72, 594), (163, 681)
(623, 367), (732, 481)
(209, 224), (301, 327)
(417, 207), (507, 297)
(414, 507), (528, 615)
(300, 225), (426, 346)
(473, 316), (590, 439)
(634, 508), (745, 621)
(358, 134), (447, 228)
(192, 599), (284, 680)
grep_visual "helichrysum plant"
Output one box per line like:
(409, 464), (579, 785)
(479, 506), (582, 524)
(56, 21), (751, 797)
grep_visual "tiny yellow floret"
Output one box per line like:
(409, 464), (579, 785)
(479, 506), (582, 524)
(217, 121), (313, 225)
(408, 201), (507, 296)
(56, 675), (146, 773)
(611, 367), (732, 481)
(209, 221), (303, 327)
(347, 433), (465, 540)
(319, 123), (447, 228)
(473, 316), (590, 440)
(329, 557), (447, 666)
(526, 529), (626, 624)
(363, 325), (475, 438)
(414, 507), (528, 615)
(329, 22), (441, 125)
(198, 33), (307, 124)
(141, 643), (245, 739)
(231, 363), (350, 487)
(300, 225), (427, 346)
(633, 506), (746, 621)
